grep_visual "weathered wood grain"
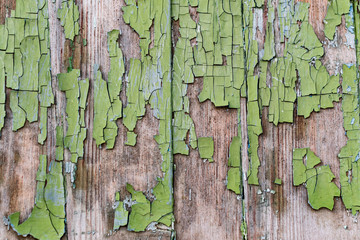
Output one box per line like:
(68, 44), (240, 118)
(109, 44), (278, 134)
(244, 0), (358, 239)
(0, 0), (167, 239)
(174, 80), (241, 239)
(0, 0), (358, 239)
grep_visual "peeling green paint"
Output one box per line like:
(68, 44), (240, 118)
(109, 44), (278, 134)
(107, 30), (124, 108)
(58, 69), (89, 184)
(227, 136), (241, 194)
(338, 64), (360, 213)
(164, 0), (343, 190)
(169, 0), (343, 195)
(243, 1), (342, 185)
(55, 125), (64, 161)
(58, 70), (89, 163)
(194, 0), (244, 108)
(243, 0), (262, 186)
(324, 0), (352, 40)
(0, 0), (54, 143)
(279, 2), (339, 120)
(113, 191), (129, 230)
(0, 51), (5, 134)
(274, 178), (282, 185)
(172, 1), (197, 155)
(198, 137), (214, 162)
(292, 148), (340, 210)
(4, 0), (359, 238)
(125, 131), (137, 146)
(57, 0), (80, 41)
(126, 183), (173, 232)
(241, 216), (248, 240)
(112, 0), (174, 232)
(92, 30), (124, 149)
(175, 0), (247, 187)
(9, 155), (66, 240)
(93, 67), (117, 148)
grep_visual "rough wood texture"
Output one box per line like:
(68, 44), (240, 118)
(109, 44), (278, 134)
(242, 0), (357, 239)
(0, 0), (358, 239)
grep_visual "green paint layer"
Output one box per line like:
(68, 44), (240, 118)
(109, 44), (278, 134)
(292, 148), (340, 210)
(9, 155), (66, 240)
(57, 0), (80, 41)
(227, 136), (242, 194)
(113, 192), (129, 230)
(115, 0), (174, 232)
(0, 0), (54, 142)
(58, 69), (89, 184)
(338, 64), (360, 213)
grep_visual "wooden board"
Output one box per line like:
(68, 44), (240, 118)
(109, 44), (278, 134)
(0, 0), (358, 239)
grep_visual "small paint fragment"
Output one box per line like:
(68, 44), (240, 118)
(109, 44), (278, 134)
(113, 192), (129, 230)
(227, 136), (242, 194)
(274, 178), (282, 185)
(198, 137), (214, 162)
(55, 125), (64, 161)
(125, 131), (137, 146)
(241, 216), (248, 240)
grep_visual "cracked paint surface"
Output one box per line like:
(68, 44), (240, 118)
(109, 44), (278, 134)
(93, 67), (120, 149)
(92, 30), (124, 149)
(243, 1), (342, 185)
(341, 0), (360, 214)
(113, 191), (129, 230)
(9, 153), (65, 240)
(0, 0), (54, 143)
(57, 0), (80, 41)
(172, 1), (198, 154)
(9, 124), (65, 239)
(3, 0), (360, 238)
(169, 0), (342, 188)
(110, 0), (174, 232)
(58, 69), (89, 184)
(324, 0), (351, 40)
(111, 0), (353, 234)
(170, 0), (341, 187)
(123, 0), (173, 231)
(172, 0), (245, 193)
(227, 136), (242, 194)
(293, 148), (340, 210)
(338, 64), (360, 213)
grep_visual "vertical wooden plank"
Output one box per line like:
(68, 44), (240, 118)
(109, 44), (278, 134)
(244, 0), (359, 239)
(0, 1), (43, 239)
(58, 0), (173, 239)
(0, 0), (172, 239)
(174, 80), (243, 239)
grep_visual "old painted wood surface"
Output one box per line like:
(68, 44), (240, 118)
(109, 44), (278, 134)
(0, 0), (358, 239)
